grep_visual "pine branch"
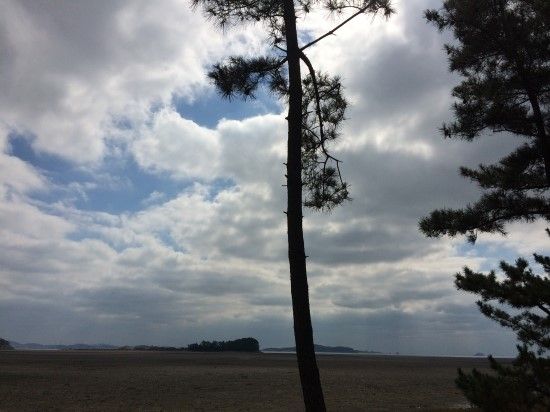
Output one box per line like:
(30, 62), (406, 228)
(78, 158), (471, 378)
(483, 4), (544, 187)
(301, 1), (392, 52)
(299, 50), (344, 193)
(301, 6), (368, 51)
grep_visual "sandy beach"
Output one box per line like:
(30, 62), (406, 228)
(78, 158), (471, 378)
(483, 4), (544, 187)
(0, 350), (494, 411)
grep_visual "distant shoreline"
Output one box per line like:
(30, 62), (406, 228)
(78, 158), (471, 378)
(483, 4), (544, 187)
(1, 348), (514, 359)
(262, 344), (380, 354)
(4, 339), (513, 358)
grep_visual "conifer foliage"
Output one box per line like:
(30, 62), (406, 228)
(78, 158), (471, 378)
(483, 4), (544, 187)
(420, 0), (550, 242)
(454, 244), (550, 410)
(192, 1), (392, 410)
(421, 1), (550, 409)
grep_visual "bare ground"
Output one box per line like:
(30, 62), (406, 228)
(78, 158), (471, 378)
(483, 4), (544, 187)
(0, 350), (492, 411)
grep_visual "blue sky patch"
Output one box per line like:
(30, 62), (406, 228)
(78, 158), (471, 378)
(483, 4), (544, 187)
(173, 88), (281, 128)
(8, 133), (85, 179)
(7, 132), (234, 215)
(456, 240), (528, 272)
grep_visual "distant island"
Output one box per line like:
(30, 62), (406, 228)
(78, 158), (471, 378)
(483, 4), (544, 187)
(188, 338), (259, 352)
(4, 338), (378, 354)
(262, 344), (380, 354)
(0, 338), (14, 350)
(121, 338), (260, 352)
(5, 338), (260, 353)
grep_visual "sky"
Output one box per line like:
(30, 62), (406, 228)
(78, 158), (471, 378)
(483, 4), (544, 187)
(0, 0), (546, 356)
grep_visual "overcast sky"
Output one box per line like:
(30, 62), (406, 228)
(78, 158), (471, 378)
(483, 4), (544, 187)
(0, 0), (544, 356)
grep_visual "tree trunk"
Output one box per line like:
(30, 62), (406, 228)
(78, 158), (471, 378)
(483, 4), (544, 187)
(495, 0), (550, 184)
(282, 1), (327, 411)
(526, 90), (550, 185)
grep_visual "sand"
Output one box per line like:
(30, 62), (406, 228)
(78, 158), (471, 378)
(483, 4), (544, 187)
(0, 350), (492, 411)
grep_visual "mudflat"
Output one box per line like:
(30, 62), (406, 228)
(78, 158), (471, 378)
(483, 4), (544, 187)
(0, 350), (491, 411)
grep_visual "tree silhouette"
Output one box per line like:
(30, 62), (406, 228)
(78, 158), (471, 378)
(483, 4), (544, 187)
(420, 1), (550, 408)
(187, 337), (260, 352)
(454, 242), (550, 410)
(420, 0), (550, 242)
(193, 1), (392, 410)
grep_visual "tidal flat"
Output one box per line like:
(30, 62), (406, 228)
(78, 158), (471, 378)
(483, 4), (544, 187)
(0, 350), (493, 411)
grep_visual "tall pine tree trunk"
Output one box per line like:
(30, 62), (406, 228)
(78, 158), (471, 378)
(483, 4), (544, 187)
(282, 1), (327, 410)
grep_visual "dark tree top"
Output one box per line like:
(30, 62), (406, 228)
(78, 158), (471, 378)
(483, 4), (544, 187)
(420, 0), (550, 242)
(425, 0), (550, 142)
(187, 337), (260, 352)
(0, 338), (14, 351)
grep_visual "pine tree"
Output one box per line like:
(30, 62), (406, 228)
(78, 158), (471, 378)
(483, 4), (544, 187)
(192, 1), (393, 410)
(420, 1), (550, 409)
(454, 241), (550, 410)
(420, 0), (550, 242)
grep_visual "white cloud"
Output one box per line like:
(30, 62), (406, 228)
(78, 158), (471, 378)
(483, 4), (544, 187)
(131, 109), (287, 182)
(0, 0), (268, 164)
(0, 0), (533, 355)
(132, 108), (221, 179)
(217, 114), (287, 183)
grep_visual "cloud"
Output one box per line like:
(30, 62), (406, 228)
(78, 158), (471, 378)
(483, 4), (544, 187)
(131, 110), (287, 183)
(0, 0), (532, 355)
(0, 0), (267, 164)
(132, 108), (221, 179)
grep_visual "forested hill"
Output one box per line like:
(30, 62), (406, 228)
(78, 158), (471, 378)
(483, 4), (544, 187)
(0, 338), (14, 350)
(9, 341), (117, 350)
(187, 338), (260, 352)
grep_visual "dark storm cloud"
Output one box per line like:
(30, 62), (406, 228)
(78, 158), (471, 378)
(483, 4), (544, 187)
(345, 40), (454, 126)
(246, 293), (292, 307)
(178, 273), (278, 296)
(330, 289), (450, 310)
(313, 268), (456, 312)
(75, 286), (183, 320)
(305, 224), (436, 266)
